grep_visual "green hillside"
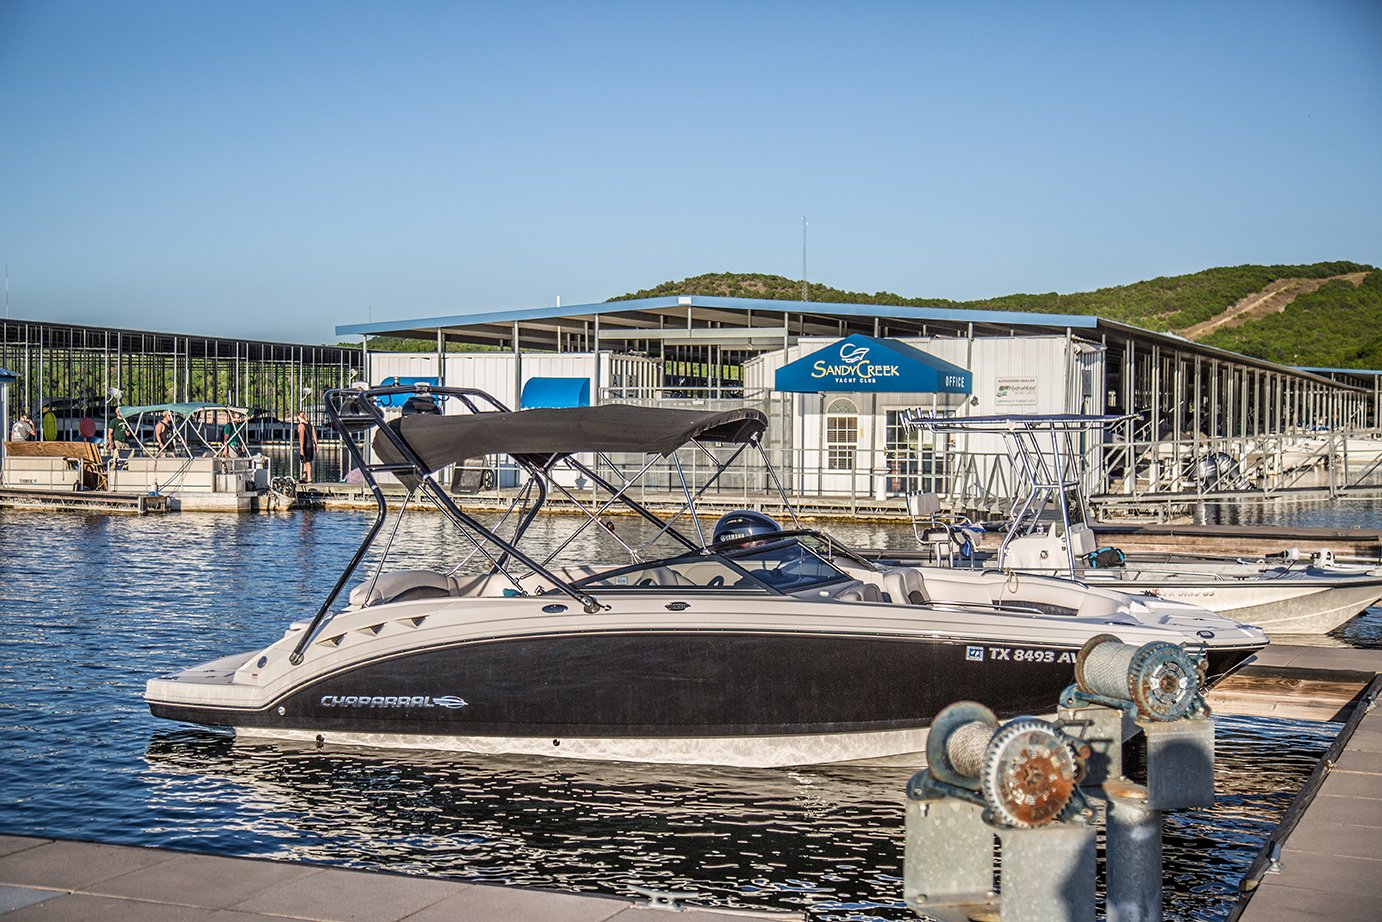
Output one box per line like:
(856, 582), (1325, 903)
(614, 261), (1382, 368)
(1200, 270), (1382, 368)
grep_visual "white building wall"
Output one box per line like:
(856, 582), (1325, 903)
(743, 335), (1106, 501)
(366, 351), (658, 410)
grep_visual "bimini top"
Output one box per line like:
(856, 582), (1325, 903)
(119, 402), (233, 418)
(374, 403), (768, 488)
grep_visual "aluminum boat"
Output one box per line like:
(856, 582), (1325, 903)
(146, 386), (1265, 767)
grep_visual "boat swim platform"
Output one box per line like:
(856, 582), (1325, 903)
(0, 835), (802, 921)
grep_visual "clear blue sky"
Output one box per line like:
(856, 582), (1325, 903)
(2, 0), (1379, 344)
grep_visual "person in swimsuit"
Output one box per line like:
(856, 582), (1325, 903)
(297, 411), (317, 481)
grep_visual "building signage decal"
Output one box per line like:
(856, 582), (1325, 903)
(995, 376), (1038, 409)
(774, 334), (973, 394)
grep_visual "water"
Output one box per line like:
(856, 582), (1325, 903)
(0, 503), (1374, 920)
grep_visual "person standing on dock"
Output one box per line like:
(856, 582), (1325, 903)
(154, 411), (174, 456)
(10, 412), (35, 441)
(296, 410), (316, 482)
(106, 409), (130, 455)
(220, 411), (245, 457)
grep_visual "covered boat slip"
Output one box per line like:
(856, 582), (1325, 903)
(338, 294), (1382, 511)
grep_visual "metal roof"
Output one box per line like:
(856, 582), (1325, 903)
(336, 295), (1099, 340)
(336, 295), (1361, 392)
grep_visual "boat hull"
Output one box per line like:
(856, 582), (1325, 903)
(148, 628), (1257, 767)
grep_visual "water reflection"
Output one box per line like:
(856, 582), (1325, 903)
(0, 506), (1365, 921)
(142, 729), (908, 918)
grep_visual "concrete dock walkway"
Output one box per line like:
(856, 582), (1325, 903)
(0, 835), (802, 921)
(1231, 664), (1382, 920)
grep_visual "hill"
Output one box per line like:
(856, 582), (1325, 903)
(613, 262), (1382, 368)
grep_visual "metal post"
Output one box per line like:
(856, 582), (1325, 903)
(1104, 781), (1162, 922)
(998, 825), (1097, 922)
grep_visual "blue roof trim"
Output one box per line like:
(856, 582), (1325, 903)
(336, 295), (1100, 336)
(775, 335), (973, 394)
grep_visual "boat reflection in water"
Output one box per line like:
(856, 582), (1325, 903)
(141, 728), (909, 918)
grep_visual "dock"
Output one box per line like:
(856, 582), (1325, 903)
(1229, 674), (1382, 920)
(1094, 522), (1382, 561)
(0, 487), (169, 514)
(1209, 644), (1382, 723)
(0, 835), (801, 921)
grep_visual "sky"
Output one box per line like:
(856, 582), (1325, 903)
(1, 0), (1379, 345)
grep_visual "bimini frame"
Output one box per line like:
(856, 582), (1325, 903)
(290, 383), (795, 664)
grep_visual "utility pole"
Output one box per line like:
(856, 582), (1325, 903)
(801, 216), (808, 302)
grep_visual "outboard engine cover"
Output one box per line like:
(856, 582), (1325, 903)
(712, 510), (782, 546)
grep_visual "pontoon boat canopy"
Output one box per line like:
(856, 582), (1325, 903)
(119, 402), (231, 417)
(374, 404), (768, 488)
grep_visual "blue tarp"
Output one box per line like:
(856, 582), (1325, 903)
(521, 377), (591, 409)
(774, 335), (972, 394)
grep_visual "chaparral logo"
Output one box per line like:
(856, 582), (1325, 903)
(838, 343), (870, 364)
(319, 694), (469, 709)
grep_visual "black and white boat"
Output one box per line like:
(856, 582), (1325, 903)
(146, 385), (1266, 767)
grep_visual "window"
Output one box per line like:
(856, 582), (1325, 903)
(825, 398), (857, 471)
(885, 408), (953, 493)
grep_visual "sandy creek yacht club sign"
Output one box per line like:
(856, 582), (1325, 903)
(774, 334), (973, 394)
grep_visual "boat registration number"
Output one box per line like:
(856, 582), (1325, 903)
(966, 645), (1075, 664)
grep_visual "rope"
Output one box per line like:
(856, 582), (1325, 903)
(1079, 640), (1137, 699)
(945, 720), (993, 778)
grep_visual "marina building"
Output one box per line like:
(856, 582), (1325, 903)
(339, 295), (1382, 509)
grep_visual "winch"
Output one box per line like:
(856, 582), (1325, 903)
(1064, 633), (1207, 722)
(911, 701), (1090, 829)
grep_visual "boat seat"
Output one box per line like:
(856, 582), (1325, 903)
(348, 570), (454, 607)
(881, 567), (929, 605)
(836, 581), (884, 603)
(635, 568), (696, 587)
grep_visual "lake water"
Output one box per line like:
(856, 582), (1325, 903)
(0, 502), (1375, 920)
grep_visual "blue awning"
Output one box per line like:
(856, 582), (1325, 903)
(521, 376), (591, 409)
(774, 335), (972, 394)
(0, 367), (17, 385)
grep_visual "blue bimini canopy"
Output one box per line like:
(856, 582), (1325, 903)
(774, 334), (972, 394)
(521, 376), (591, 409)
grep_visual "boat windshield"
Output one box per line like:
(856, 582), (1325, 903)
(572, 534), (852, 594)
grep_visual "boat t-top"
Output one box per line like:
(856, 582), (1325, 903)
(900, 412), (1382, 636)
(146, 385), (1265, 767)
